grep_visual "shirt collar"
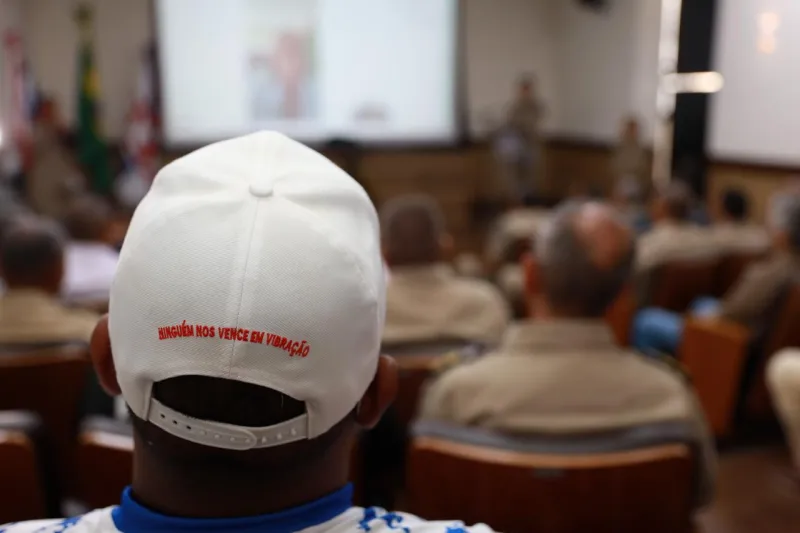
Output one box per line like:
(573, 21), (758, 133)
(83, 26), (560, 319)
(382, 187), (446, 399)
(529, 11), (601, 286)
(111, 484), (353, 533)
(499, 320), (617, 354)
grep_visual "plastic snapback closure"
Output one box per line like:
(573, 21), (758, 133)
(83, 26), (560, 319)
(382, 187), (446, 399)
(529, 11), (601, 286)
(148, 398), (309, 451)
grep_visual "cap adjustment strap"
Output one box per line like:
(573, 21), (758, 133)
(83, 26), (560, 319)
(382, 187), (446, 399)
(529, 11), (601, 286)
(147, 398), (309, 451)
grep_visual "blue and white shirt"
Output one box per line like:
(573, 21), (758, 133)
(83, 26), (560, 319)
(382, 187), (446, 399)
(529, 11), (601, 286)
(0, 485), (494, 533)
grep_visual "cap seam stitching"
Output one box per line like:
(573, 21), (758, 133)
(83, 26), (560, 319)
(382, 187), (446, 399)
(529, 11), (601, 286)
(227, 198), (261, 378)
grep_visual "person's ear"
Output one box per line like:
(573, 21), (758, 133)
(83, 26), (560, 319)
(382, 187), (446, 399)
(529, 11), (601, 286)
(90, 315), (122, 397)
(355, 355), (398, 430)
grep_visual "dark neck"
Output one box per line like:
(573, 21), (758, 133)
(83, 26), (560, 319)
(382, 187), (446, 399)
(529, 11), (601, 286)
(130, 443), (351, 518)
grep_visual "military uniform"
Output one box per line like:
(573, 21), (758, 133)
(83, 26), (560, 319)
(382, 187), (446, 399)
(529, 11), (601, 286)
(718, 252), (799, 326)
(419, 321), (716, 509)
(710, 223), (769, 256)
(383, 264), (510, 345)
(0, 289), (98, 344)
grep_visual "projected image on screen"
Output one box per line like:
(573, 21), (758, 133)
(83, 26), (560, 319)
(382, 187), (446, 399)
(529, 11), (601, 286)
(156, 0), (457, 145)
(247, 0), (317, 121)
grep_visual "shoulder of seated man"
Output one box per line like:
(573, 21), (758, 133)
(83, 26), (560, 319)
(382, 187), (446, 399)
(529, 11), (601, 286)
(634, 350), (692, 385)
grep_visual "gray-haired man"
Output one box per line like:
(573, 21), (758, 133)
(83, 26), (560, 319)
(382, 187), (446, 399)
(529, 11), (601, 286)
(419, 200), (716, 510)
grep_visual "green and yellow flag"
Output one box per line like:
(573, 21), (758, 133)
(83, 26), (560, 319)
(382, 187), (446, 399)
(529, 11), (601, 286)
(75, 4), (111, 194)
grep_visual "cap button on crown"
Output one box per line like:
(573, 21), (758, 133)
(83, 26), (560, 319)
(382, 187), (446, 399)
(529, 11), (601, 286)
(249, 182), (274, 198)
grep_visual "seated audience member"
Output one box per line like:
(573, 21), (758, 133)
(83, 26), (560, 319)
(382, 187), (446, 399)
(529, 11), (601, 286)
(2, 132), (494, 532)
(0, 217), (97, 344)
(635, 181), (717, 305)
(710, 189), (769, 255)
(637, 181), (716, 272)
(419, 200), (715, 509)
(61, 195), (120, 304)
(768, 348), (800, 481)
(485, 207), (550, 307)
(485, 206), (550, 267)
(632, 194), (800, 355)
(382, 195), (510, 345)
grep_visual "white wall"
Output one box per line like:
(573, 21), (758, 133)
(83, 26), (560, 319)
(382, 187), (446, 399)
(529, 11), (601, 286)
(19, 0), (659, 143)
(464, 0), (559, 136)
(710, 0), (800, 165)
(21, 0), (152, 139)
(0, 0), (23, 143)
(549, 0), (660, 142)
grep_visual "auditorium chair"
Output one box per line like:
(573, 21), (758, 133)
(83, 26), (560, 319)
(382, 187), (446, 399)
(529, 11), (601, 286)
(383, 339), (485, 427)
(714, 251), (765, 297)
(675, 282), (800, 435)
(677, 319), (750, 437)
(0, 410), (47, 522)
(605, 287), (636, 347)
(651, 258), (721, 312)
(407, 420), (695, 533)
(0, 343), (90, 499)
(75, 417), (133, 509)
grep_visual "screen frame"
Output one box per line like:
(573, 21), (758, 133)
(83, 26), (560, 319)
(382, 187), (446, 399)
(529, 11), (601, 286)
(150, 0), (468, 151)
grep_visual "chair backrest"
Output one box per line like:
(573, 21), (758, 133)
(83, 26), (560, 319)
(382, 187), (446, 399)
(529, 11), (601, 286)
(745, 283), (800, 419)
(383, 340), (484, 427)
(0, 346), (91, 497)
(715, 252), (766, 296)
(651, 259), (720, 312)
(0, 411), (47, 523)
(75, 417), (133, 509)
(604, 288), (636, 347)
(407, 421), (695, 533)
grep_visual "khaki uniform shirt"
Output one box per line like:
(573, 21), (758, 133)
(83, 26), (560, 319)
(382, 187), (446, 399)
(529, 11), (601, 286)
(0, 289), (98, 344)
(720, 252), (799, 326)
(507, 98), (543, 142)
(636, 222), (719, 272)
(419, 321), (716, 508)
(710, 223), (769, 256)
(612, 141), (648, 184)
(635, 223), (721, 305)
(383, 265), (510, 345)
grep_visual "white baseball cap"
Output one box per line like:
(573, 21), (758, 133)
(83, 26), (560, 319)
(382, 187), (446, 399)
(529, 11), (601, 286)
(108, 132), (385, 451)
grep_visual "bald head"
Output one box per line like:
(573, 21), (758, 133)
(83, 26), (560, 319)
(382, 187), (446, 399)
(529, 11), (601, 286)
(0, 216), (65, 293)
(534, 201), (635, 317)
(381, 195), (445, 267)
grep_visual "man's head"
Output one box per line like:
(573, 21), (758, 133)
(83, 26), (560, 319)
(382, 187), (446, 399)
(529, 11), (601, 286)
(0, 216), (65, 294)
(719, 189), (749, 223)
(62, 194), (113, 242)
(651, 181), (692, 223)
(524, 201), (635, 318)
(380, 195), (450, 267)
(90, 132), (396, 514)
(767, 193), (800, 253)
